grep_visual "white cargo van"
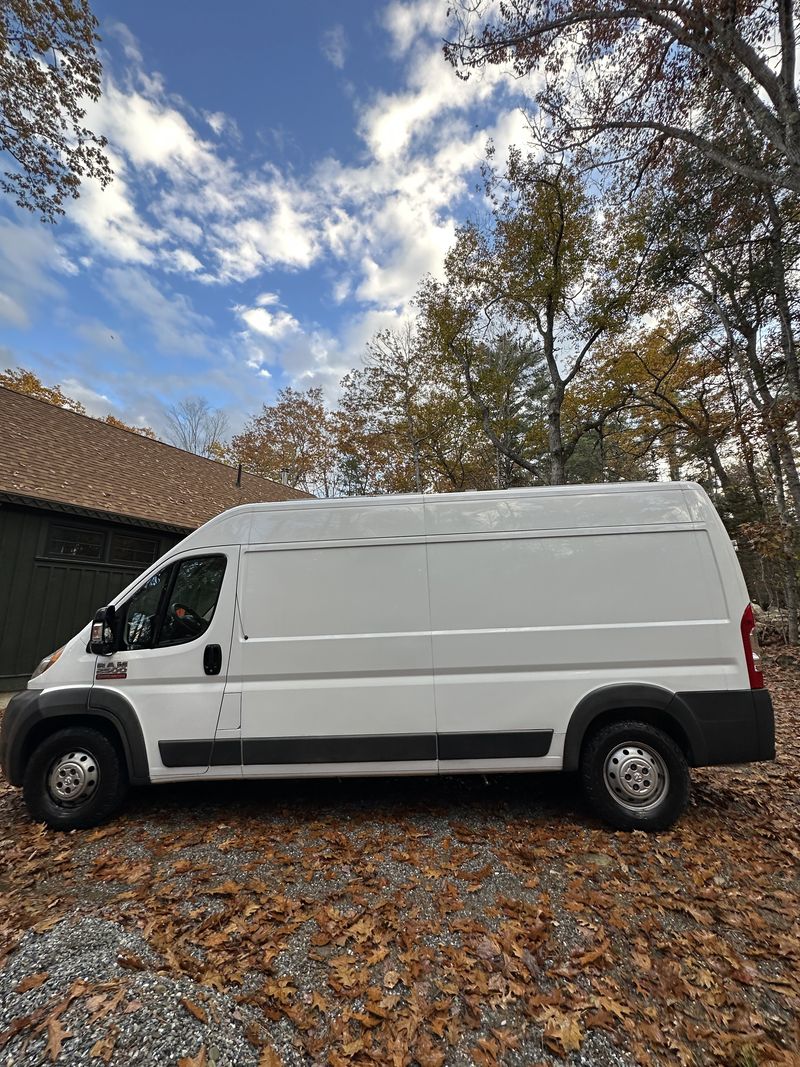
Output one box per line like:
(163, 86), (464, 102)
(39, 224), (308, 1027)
(0, 482), (774, 832)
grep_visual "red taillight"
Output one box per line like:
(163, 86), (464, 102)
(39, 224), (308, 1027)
(741, 604), (764, 689)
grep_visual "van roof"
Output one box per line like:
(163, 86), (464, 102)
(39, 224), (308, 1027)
(201, 479), (700, 520)
(163, 480), (706, 557)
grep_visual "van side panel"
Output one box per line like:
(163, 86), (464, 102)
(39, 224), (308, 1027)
(238, 501), (437, 776)
(682, 485), (752, 691)
(425, 488), (732, 770)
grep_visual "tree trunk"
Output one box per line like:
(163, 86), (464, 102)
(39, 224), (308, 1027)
(548, 386), (566, 484)
(764, 189), (800, 436)
(412, 440), (423, 494)
(784, 562), (799, 645)
(765, 434), (800, 644)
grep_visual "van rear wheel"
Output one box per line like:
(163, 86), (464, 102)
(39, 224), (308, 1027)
(23, 726), (128, 830)
(580, 720), (690, 831)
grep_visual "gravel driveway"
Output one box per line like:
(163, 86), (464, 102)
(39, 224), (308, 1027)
(1, 656), (798, 1066)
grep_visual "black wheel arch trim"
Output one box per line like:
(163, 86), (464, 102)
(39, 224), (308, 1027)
(0, 686), (150, 786)
(563, 684), (708, 771)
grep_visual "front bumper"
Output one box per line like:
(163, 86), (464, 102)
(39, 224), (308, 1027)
(0, 688), (94, 786)
(0, 690), (40, 785)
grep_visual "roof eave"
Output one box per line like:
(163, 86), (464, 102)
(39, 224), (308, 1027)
(0, 491), (193, 535)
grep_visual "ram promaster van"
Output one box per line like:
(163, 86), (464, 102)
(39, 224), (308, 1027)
(0, 482), (774, 832)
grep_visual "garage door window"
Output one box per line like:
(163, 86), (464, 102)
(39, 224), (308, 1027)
(46, 525), (106, 561)
(110, 533), (160, 568)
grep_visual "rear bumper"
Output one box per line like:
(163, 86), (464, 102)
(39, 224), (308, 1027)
(676, 688), (775, 766)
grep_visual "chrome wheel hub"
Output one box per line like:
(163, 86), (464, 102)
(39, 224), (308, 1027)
(47, 750), (99, 806)
(603, 742), (669, 812)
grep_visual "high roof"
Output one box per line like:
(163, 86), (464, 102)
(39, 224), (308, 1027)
(0, 386), (309, 532)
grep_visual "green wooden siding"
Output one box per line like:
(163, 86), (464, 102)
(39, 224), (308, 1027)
(0, 504), (180, 689)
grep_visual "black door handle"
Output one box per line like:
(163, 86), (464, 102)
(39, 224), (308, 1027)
(203, 644), (222, 676)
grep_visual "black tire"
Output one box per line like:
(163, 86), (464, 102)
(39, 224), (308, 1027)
(23, 726), (129, 830)
(580, 720), (690, 831)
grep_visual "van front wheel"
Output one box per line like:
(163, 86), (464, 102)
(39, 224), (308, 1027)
(580, 721), (690, 831)
(23, 727), (128, 830)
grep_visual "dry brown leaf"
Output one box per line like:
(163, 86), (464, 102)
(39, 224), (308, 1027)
(310, 990), (328, 1013)
(89, 1028), (118, 1065)
(116, 953), (147, 970)
(258, 1046), (283, 1067)
(543, 1011), (583, 1056)
(32, 915), (63, 934)
(45, 1017), (71, 1062)
(14, 973), (48, 993)
(177, 1046), (207, 1067)
(414, 1032), (446, 1067)
(206, 880), (243, 895)
(0, 1014), (37, 1050)
(584, 1008), (617, 1031)
(181, 998), (208, 1024)
(574, 938), (610, 967)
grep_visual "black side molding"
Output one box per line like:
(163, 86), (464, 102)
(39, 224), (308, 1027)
(159, 731), (554, 768)
(243, 733), (436, 765)
(438, 730), (553, 760)
(159, 738), (241, 767)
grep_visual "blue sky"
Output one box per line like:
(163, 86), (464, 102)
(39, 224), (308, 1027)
(0, 0), (535, 437)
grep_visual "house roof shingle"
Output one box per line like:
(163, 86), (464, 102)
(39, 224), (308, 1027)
(0, 386), (308, 531)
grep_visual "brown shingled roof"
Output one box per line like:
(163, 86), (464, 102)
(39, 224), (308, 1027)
(0, 386), (309, 530)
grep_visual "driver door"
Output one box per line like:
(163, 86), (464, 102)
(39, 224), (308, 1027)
(92, 547), (240, 778)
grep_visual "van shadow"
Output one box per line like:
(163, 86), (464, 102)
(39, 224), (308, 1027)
(124, 770), (589, 832)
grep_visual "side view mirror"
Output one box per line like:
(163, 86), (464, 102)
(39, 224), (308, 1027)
(90, 605), (117, 656)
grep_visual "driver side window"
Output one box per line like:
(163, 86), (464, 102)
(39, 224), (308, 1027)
(158, 556), (226, 646)
(122, 554), (226, 650)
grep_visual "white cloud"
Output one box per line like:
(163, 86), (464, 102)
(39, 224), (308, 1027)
(383, 0), (446, 55)
(0, 219), (69, 328)
(167, 248), (203, 274)
(0, 291), (28, 328)
(232, 297), (348, 400)
(69, 147), (164, 265)
(321, 25), (347, 69)
(204, 110), (240, 139)
(255, 292), (281, 307)
(59, 378), (115, 417)
(239, 305), (301, 341)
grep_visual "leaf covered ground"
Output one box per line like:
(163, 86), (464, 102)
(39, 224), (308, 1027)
(0, 652), (798, 1067)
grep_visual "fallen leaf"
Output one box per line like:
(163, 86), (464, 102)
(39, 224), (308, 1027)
(181, 998), (208, 1024)
(14, 973), (48, 993)
(259, 1046), (283, 1066)
(45, 1017), (71, 1062)
(116, 953), (147, 971)
(543, 1011), (583, 1056)
(0, 1014), (37, 1050)
(90, 1029), (118, 1064)
(178, 1047), (207, 1067)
